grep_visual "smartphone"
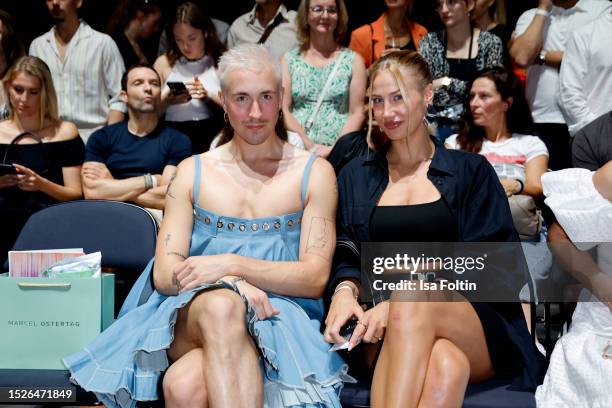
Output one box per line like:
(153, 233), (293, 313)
(0, 163), (17, 176)
(167, 81), (188, 95)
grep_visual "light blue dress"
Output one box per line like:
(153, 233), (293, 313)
(63, 154), (352, 408)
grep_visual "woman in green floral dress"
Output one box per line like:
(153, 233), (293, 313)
(281, 0), (366, 157)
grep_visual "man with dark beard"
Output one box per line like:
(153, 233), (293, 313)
(29, 0), (127, 141)
(81, 64), (191, 212)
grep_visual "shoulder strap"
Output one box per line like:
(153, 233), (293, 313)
(258, 13), (284, 44)
(193, 154), (202, 207)
(304, 52), (344, 133)
(300, 153), (318, 209)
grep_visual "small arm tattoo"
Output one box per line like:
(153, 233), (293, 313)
(164, 234), (171, 246)
(305, 217), (334, 260)
(166, 173), (177, 199)
(167, 251), (187, 259)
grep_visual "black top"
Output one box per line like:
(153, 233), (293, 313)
(370, 200), (458, 242)
(85, 122), (192, 179)
(112, 31), (152, 68)
(0, 137), (85, 210)
(571, 110), (612, 170)
(447, 57), (478, 83)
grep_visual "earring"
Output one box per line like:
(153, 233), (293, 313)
(223, 112), (229, 122)
(279, 110), (283, 119)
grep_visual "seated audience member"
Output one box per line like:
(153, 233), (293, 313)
(227, 0), (298, 62)
(348, 0), (428, 68)
(572, 111), (612, 171)
(0, 9), (25, 120)
(446, 67), (548, 203)
(419, 0), (502, 141)
(29, 0), (126, 141)
(154, 2), (225, 154)
(559, 10), (612, 136)
(282, 0), (366, 156)
(82, 64), (191, 212)
(107, 0), (162, 68)
(64, 44), (350, 407)
(0, 56), (83, 265)
(509, 0), (611, 170)
(536, 161), (612, 407)
(472, 0), (511, 67)
(325, 51), (546, 407)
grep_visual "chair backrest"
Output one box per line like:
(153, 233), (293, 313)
(8, 200), (158, 271)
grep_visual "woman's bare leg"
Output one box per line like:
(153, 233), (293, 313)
(166, 289), (262, 408)
(370, 300), (494, 408)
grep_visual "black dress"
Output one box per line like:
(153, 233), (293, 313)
(0, 138), (85, 266)
(369, 200), (531, 380)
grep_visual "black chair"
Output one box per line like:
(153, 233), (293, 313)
(0, 200), (158, 405)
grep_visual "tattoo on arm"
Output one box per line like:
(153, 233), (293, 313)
(164, 234), (171, 246)
(166, 251), (187, 259)
(333, 181), (338, 195)
(166, 173), (177, 199)
(305, 217), (334, 260)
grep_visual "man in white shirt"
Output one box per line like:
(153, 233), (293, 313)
(227, 0), (298, 61)
(29, 0), (127, 142)
(559, 10), (612, 136)
(509, 0), (611, 170)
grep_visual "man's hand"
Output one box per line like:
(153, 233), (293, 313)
(173, 254), (237, 293)
(235, 280), (280, 320)
(324, 287), (364, 346)
(349, 301), (389, 348)
(14, 164), (46, 192)
(82, 162), (114, 180)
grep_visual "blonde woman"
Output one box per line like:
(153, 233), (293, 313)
(0, 56), (83, 264)
(324, 51), (545, 407)
(281, 0), (366, 156)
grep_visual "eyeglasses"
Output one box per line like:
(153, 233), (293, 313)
(435, 0), (461, 10)
(309, 5), (338, 16)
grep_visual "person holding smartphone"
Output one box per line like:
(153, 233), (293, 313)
(0, 56), (84, 265)
(154, 2), (225, 154)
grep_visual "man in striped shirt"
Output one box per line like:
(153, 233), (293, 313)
(29, 0), (126, 142)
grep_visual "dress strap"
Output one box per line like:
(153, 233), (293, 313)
(193, 154), (202, 208)
(300, 154), (317, 210)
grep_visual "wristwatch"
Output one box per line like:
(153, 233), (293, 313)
(536, 50), (547, 66)
(440, 77), (452, 88)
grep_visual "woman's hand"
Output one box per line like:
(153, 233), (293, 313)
(235, 279), (280, 320)
(185, 78), (208, 100)
(500, 178), (521, 197)
(14, 164), (46, 192)
(173, 254), (237, 292)
(349, 301), (389, 348)
(166, 90), (192, 105)
(324, 288), (364, 346)
(433, 76), (451, 90)
(0, 174), (19, 189)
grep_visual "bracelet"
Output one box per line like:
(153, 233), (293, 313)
(143, 174), (151, 190)
(535, 8), (550, 17)
(151, 175), (158, 189)
(515, 178), (524, 195)
(333, 284), (358, 299)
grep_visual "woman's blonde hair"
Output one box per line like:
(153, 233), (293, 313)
(366, 50), (432, 151)
(296, 0), (348, 47)
(3, 56), (59, 128)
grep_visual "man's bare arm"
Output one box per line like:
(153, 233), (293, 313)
(81, 161), (159, 202)
(134, 165), (178, 209)
(510, 0), (553, 67)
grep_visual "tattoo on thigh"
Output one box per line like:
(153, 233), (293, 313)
(305, 217), (334, 260)
(167, 251), (187, 259)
